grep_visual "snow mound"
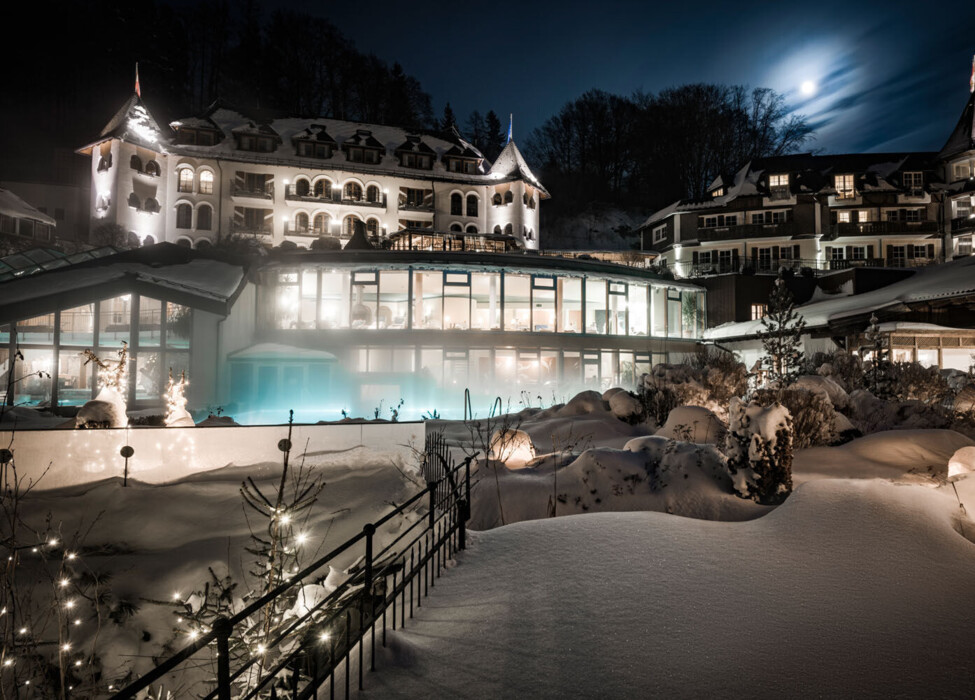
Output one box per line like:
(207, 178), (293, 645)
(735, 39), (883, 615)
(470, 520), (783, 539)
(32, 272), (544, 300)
(488, 428), (535, 467)
(607, 390), (643, 422)
(948, 446), (975, 479)
(557, 390), (608, 416)
(792, 374), (850, 410)
(655, 406), (724, 443)
(363, 479), (975, 699)
(76, 387), (128, 429)
(794, 429), (975, 483)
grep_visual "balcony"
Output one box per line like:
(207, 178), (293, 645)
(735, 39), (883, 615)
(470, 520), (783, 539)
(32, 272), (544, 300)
(400, 202), (434, 213)
(695, 221), (798, 242)
(229, 220), (272, 236)
(232, 182), (274, 200)
(951, 216), (975, 234)
(284, 185), (386, 208)
(827, 221), (937, 239)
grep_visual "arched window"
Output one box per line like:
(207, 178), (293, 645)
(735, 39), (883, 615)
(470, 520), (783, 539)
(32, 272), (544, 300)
(197, 204), (212, 230)
(145, 160), (160, 177)
(97, 155), (112, 172)
(466, 194), (478, 217)
(450, 193), (463, 216)
(450, 223), (462, 232)
(492, 193), (502, 206)
(314, 179), (332, 197)
(127, 192), (141, 209)
(294, 212), (309, 233)
(176, 203), (192, 229)
(503, 191), (513, 204)
(198, 170), (213, 194)
(176, 238), (192, 248)
(313, 213), (330, 234)
(130, 154), (143, 171)
(523, 193), (528, 205)
(366, 185), (381, 203)
(527, 196), (536, 209)
(295, 179), (310, 197)
(526, 228), (534, 240)
(144, 197), (160, 213)
(196, 239), (213, 250)
(178, 168), (194, 193)
(344, 182), (363, 201)
(95, 194), (110, 212)
(366, 218), (380, 238)
(504, 223), (513, 235)
(493, 225), (502, 235)
(343, 215), (359, 236)
(143, 235), (155, 246)
(466, 225), (477, 234)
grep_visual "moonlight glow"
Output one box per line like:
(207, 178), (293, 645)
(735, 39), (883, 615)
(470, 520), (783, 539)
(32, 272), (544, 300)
(800, 80), (817, 96)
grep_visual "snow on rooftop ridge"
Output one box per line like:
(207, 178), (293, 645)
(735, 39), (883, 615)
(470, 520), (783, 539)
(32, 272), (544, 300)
(487, 140), (548, 195)
(0, 189), (55, 226)
(939, 90), (975, 161)
(98, 94), (167, 148)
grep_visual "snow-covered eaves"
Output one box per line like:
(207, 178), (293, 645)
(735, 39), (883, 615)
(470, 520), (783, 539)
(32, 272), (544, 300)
(705, 256), (975, 341)
(487, 140), (550, 197)
(0, 243), (248, 323)
(0, 189), (55, 226)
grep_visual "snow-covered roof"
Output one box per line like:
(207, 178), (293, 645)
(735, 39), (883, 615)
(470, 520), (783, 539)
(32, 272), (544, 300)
(488, 140), (550, 197)
(95, 94), (167, 149)
(706, 256), (975, 340)
(939, 90), (975, 161)
(0, 188), (55, 226)
(642, 151), (938, 228)
(0, 244), (248, 321)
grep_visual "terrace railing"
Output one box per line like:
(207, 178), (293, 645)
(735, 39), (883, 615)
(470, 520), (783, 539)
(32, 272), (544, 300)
(111, 433), (477, 700)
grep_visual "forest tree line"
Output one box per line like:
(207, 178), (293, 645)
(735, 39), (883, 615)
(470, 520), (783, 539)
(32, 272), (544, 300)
(2, 0), (812, 219)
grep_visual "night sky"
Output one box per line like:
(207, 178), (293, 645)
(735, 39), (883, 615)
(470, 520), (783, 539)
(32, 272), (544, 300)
(301, 0), (975, 154)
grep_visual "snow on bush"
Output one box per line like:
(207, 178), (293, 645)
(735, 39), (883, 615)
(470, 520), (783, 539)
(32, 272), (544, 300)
(607, 390), (644, 423)
(809, 349), (864, 394)
(76, 345), (129, 428)
(640, 350), (748, 424)
(792, 375), (850, 412)
(488, 427), (536, 467)
(654, 406), (725, 444)
(726, 398), (793, 504)
(948, 446), (975, 478)
(752, 386), (837, 449)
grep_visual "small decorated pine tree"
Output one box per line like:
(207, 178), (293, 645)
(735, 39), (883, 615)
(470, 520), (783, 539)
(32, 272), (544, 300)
(76, 343), (129, 428)
(759, 276), (806, 386)
(164, 369), (194, 427)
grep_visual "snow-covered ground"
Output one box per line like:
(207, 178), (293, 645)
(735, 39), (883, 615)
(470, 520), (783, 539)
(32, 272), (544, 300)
(355, 478), (975, 699)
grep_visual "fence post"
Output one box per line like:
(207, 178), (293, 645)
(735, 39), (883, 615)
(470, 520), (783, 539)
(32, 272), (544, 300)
(363, 523), (375, 598)
(458, 499), (467, 550)
(213, 616), (233, 700)
(428, 482), (436, 532)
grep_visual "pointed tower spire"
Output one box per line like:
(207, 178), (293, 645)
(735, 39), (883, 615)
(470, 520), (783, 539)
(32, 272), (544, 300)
(135, 62), (141, 98)
(506, 113), (513, 144)
(970, 54), (974, 94)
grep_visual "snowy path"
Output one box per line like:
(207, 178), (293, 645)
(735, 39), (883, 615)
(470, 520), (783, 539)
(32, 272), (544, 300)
(357, 480), (975, 699)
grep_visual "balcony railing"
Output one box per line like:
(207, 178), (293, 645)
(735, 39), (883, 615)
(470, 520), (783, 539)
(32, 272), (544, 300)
(827, 220), (938, 238)
(951, 216), (975, 234)
(685, 254), (938, 278)
(284, 185), (386, 207)
(400, 201), (434, 213)
(231, 182), (274, 200)
(229, 220), (272, 236)
(696, 221), (798, 242)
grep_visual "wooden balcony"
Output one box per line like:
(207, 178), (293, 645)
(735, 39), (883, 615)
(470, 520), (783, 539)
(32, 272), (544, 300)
(695, 221), (798, 242)
(826, 221), (937, 239)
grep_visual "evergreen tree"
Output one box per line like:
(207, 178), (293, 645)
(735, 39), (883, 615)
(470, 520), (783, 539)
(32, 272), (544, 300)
(466, 110), (486, 150)
(863, 314), (891, 397)
(759, 276), (806, 386)
(484, 110), (505, 161)
(440, 102), (457, 131)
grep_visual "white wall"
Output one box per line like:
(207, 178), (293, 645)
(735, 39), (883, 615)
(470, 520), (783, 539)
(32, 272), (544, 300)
(1, 421), (426, 491)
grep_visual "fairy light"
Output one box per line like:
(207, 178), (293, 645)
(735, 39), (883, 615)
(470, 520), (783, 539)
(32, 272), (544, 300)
(296, 532), (307, 545)
(164, 370), (189, 425)
(18, 628), (27, 635)
(319, 632), (329, 643)
(188, 630), (199, 641)
(172, 592), (181, 601)
(256, 644), (266, 655)
(65, 600), (75, 609)
(47, 539), (58, 547)
(59, 579), (70, 588)
(66, 552), (76, 560)
(3, 659), (13, 667)
(278, 512), (291, 525)
(73, 619), (81, 626)
(61, 643), (71, 652)
(74, 660), (82, 667)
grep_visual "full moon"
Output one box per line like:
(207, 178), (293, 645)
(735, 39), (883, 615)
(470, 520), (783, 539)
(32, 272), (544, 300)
(800, 80), (817, 96)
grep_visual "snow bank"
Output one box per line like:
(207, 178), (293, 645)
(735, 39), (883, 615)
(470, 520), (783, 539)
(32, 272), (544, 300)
(794, 429), (975, 483)
(654, 406), (724, 444)
(357, 479), (975, 699)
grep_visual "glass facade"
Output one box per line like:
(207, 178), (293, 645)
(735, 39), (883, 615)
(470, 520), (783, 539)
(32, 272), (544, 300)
(2, 295), (192, 407)
(266, 264), (702, 338)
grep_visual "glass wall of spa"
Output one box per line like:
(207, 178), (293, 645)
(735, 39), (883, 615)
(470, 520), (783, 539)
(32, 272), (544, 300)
(0, 295), (192, 409)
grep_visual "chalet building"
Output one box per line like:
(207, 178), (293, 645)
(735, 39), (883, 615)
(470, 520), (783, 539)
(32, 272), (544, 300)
(640, 88), (975, 281)
(0, 187), (56, 251)
(76, 91), (548, 252)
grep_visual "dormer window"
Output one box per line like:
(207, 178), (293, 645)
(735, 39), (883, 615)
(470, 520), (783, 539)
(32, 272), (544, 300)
(903, 171), (923, 194)
(710, 187), (724, 198)
(297, 141), (332, 158)
(952, 161), (971, 181)
(834, 174), (855, 199)
(769, 174), (790, 200)
(445, 157), (478, 174)
(399, 152), (432, 169)
(346, 147), (380, 164)
(237, 136), (276, 153)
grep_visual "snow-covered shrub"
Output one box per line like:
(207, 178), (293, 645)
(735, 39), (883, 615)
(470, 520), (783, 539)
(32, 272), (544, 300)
(655, 406), (726, 444)
(725, 398), (793, 504)
(607, 390), (645, 424)
(752, 386), (835, 449)
(489, 427), (536, 467)
(164, 369), (194, 427)
(886, 362), (950, 405)
(76, 345), (129, 428)
(689, 347), (749, 405)
(808, 349), (864, 393)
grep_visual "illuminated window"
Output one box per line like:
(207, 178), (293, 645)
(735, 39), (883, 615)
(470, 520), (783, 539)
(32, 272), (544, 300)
(366, 185), (381, 203)
(837, 211), (851, 223)
(293, 212), (309, 233)
(199, 170), (214, 194)
(314, 179), (332, 197)
(313, 213), (330, 234)
(953, 162), (971, 181)
(769, 174), (789, 188)
(835, 174), (855, 199)
(750, 304), (767, 321)
(178, 168), (194, 193)
(902, 171), (922, 193)
(652, 225), (666, 243)
(344, 182), (363, 201)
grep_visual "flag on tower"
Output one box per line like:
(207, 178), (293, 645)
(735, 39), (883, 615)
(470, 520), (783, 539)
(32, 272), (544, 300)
(135, 63), (141, 98)
(970, 54), (974, 94)
(507, 114), (513, 144)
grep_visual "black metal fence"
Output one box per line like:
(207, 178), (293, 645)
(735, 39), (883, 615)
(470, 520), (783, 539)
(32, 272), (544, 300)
(111, 433), (476, 700)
